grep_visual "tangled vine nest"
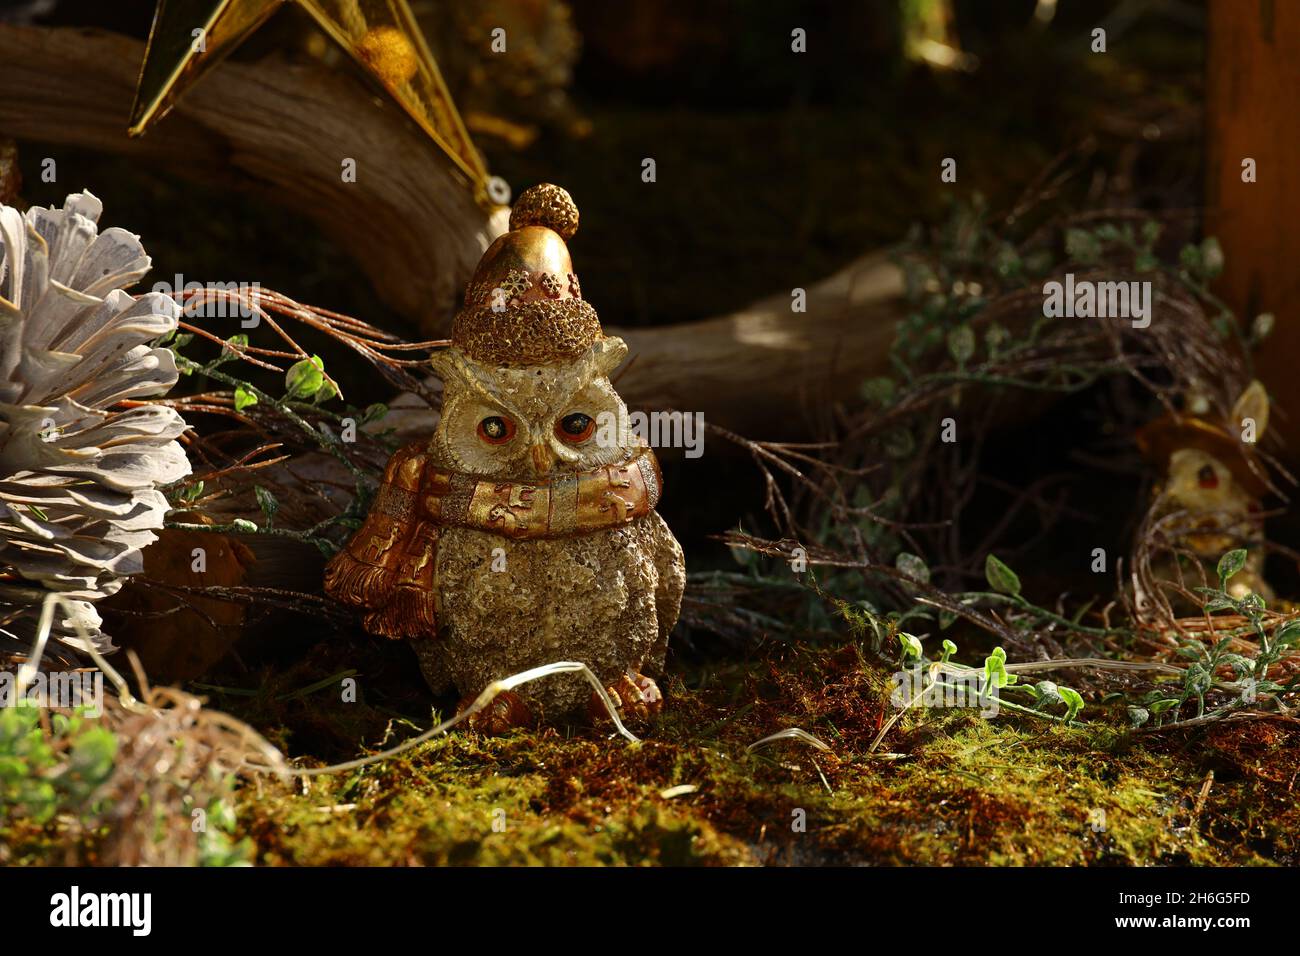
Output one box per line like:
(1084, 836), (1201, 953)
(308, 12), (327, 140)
(695, 168), (1300, 728)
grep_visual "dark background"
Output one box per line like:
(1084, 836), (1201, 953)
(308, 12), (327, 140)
(1, 0), (1211, 588)
(5, 0), (1205, 329)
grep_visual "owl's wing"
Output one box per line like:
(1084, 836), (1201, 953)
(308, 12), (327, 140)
(323, 441), (440, 639)
(644, 511), (685, 677)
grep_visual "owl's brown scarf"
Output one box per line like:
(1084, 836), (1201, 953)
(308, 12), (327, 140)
(323, 441), (663, 639)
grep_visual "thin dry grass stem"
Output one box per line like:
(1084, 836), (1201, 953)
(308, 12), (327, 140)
(292, 661), (643, 777)
(168, 285), (453, 400)
(746, 727), (832, 754)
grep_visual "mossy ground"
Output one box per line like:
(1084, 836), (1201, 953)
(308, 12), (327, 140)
(220, 638), (1300, 866)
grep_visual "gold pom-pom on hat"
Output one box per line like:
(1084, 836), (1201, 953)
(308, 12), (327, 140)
(508, 183), (579, 240)
(452, 183), (602, 366)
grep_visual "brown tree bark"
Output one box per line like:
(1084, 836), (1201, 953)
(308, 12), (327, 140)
(1206, 0), (1300, 461)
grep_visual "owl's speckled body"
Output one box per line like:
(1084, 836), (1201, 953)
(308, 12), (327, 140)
(325, 184), (686, 727)
(414, 513), (683, 717)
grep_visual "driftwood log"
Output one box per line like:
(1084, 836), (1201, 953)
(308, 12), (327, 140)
(0, 24), (498, 324)
(0, 24), (904, 437)
(615, 252), (902, 432)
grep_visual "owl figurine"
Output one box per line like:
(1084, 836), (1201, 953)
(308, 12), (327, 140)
(325, 184), (685, 730)
(1135, 380), (1274, 609)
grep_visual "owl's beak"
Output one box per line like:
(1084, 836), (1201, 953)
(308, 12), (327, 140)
(529, 443), (555, 475)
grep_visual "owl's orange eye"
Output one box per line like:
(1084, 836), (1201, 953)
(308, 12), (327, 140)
(556, 412), (595, 444)
(477, 415), (515, 444)
(1197, 464), (1219, 489)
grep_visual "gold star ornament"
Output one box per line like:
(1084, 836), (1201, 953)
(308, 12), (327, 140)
(130, 0), (496, 203)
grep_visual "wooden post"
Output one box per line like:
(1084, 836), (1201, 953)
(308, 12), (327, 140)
(1205, 0), (1300, 460)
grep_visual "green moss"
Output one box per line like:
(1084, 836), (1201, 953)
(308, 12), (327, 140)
(823, 717), (1234, 865)
(227, 639), (1300, 866)
(240, 733), (752, 866)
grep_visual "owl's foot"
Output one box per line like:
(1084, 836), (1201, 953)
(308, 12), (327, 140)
(457, 689), (535, 735)
(589, 672), (663, 726)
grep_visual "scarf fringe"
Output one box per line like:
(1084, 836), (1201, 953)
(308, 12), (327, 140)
(362, 585), (438, 639)
(323, 551), (396, 607)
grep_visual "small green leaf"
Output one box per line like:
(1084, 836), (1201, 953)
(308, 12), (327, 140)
(1034, 680), (1063, 705)
(234, 385), (258, 412)
(1216, 549), (1248, 584)
(947, 325), (976, 365)
(984, 324), (1009, 357)
(895, 552), (930, 586)
(231, 518), (258, 533)
(992, 244), (1021, 279)
(860, 377), (895, 406)
(898, 633), (923, 662)
(1058, 686), (1085, 722)
(1221, 654), (1254, 678)
(254, 486), (278, 525)
(313, 376), (338, 404)
(1179, 242), (1203, 275)
(983, 646), (1013, 690)
(286, 355), (326, 400)
(940, 639), (957, 663)
(1200, 237), (1224, 278)
(984, 554), (1021, 596)
(1251, 312), (1275, 342)
(1274, 621), (1300, 646)
(69, 726), (117, 784)
(1183, 663), (1212, 696)
(1126, 706), (1150, 728)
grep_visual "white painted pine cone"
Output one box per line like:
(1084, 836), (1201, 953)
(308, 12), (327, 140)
(0, 191), (189, 663)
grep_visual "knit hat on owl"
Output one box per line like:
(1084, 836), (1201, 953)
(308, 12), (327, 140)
(453, 184), (604, 366)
